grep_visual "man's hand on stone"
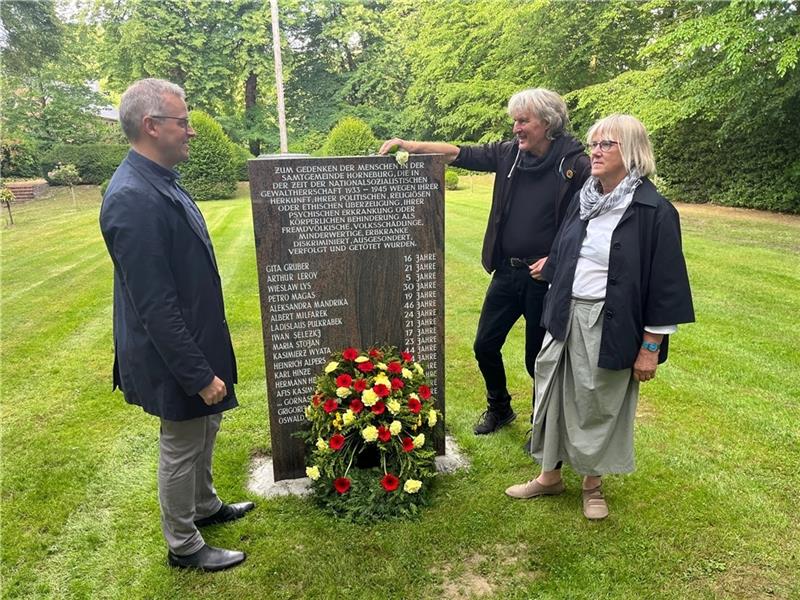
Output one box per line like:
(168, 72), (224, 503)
(199, 376), (227, 405)
(379, 138), (406, 155)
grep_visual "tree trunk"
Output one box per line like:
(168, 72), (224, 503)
(245, 71), (260, 156)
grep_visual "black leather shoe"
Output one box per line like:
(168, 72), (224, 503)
(194, 501), (255, 527)
(474, 409), (516, 435)
(167, 544), (245, 571)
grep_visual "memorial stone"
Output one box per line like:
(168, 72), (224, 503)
(249, 154), (446, 480)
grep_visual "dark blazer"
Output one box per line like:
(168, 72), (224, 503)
(100, 150), (238, 420)
(452, 135), (590, 273)
(541, 178), (695, 370)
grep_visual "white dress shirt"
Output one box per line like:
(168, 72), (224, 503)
(571, 191), (677, 335)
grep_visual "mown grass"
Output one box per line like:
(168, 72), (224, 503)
(1, 179), (798, 599)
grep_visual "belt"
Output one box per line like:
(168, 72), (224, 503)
(507, 256), (538, 269)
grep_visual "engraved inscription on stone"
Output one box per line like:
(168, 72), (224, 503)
(249, 155), (446, 481)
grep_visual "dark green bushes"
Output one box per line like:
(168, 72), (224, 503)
(41, 144), (128, 184)
(1, 138), (41, 179)
(653, 118), (800, 214)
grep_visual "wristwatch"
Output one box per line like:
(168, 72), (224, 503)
(641, 341), (660, 352)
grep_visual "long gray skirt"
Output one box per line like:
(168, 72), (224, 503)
(530, 299), (639, 476)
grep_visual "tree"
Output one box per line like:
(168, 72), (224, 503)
(93, 0), (277, 155)
(0, 0), (63, 76)
(1, 4), (110, 150)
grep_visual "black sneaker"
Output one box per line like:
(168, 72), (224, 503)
(474, 409), (517, 435)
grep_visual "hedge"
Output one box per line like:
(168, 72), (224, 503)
(41, 144), (128, 185)
(653, 118), (800, 214)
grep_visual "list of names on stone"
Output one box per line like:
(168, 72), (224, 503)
(250, 155), (445, 480)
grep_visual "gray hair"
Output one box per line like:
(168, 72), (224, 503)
(507, 88), (569, 139)
(586, 114), (657, 177)
(119, 78), (185, 141)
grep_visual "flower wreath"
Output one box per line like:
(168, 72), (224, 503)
(300, 345), (441, 521)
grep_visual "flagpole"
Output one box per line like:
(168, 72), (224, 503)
(270, 0), (288, 153)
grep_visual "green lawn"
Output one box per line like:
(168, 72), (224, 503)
(2, 179), (798, 599)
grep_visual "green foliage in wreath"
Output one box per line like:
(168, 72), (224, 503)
(298, 345), (441, 522)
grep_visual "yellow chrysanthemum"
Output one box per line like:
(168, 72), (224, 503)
(403, 479), (422, 493)
(343, 409), (355, 426)
(336, 386), (351, 398)
(428, 409), (437, 427)
(306, 466), (320, 480)
(325, 361), (339, 373)
(316, 437), (327, 451)
(413, 433), (425, 448)
(362, 425), (378, 442)
(354, 356), (370, 363)
(377, 362), (388, 371)
(389, 420), (402, 436)
(402, 367), (413, 379)
(387, 399), (401, 414)
(373, 373), (390, 387)
(414, 362), (424, 375)
(362, 388), (378, 407)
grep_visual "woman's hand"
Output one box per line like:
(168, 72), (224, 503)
(633, 348), (659, 382)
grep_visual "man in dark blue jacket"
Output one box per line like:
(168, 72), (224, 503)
(100, 78), (252, 571)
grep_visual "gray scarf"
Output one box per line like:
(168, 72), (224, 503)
(579, 169), (642, 221)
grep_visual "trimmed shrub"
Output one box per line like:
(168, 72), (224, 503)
(653, 118), (800, 214)
(230, 144), (253, 182)
(444, 168), (459, 190)
(41, 144), (128, 185)
(1, 138), (41, 179)
(47, 163), (80, 186)
(177, 111), (237, 200)
(321, 117), (378, 157)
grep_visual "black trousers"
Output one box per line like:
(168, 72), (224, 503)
(473, 264), (549, 410)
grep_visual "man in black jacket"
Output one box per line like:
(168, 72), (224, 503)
(100, 79), (252, 571)
(380, 88), (589, 435)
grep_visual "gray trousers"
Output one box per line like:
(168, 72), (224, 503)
(158, 413), (224, 555)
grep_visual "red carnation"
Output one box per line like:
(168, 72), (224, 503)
(387, 361), (403, 374)
(377, 425), (391, 442)
(408, 397), (422, 414)
(335, 373), (353, 388)
(402, 437), (415, 452)
(401, 351), (413, 362)
(373, 383), (390, 398)
(334, 477), (351, 494)
(418, 385), (432, 400)
(369, 348), (382, 359)
(357, 361), (374, 373)
(323, 398), (338, 413)
(380, 473), (399, 492)
(329, 433), (345, 451)
(349, 398), (364, 414)
(312, 394), (322, 407)
(342, 347), (359, 361)
(353, 379), (367, 393)
(391, 377), (404, 390)
(371, 400), (386, 415)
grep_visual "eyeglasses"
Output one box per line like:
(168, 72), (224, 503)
(588, 140), (619, 152)
(150, 115), (191, 130)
